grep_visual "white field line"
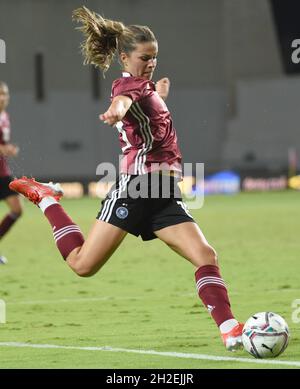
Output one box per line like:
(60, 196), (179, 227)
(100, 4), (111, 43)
(7, 293), (195, 306)
(0, 342), (299, 367)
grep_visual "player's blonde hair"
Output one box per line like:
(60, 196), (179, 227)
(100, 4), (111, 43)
(72, 6), (156, 74)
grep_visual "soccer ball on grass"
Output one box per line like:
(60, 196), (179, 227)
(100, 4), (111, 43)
(242, 312), (289, 358)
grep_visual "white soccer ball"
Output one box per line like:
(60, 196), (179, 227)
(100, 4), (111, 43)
(0, 255), (8, 265)
(242, 312), (289, 358)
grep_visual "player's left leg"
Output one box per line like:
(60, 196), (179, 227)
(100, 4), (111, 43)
(0, 195), (23, 239)
(8, 177), (128, 276)
(154, 221), (243, 351)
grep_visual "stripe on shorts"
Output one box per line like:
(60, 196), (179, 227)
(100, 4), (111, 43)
(98, 174), (131, 222)
(176, 200), (193, 218)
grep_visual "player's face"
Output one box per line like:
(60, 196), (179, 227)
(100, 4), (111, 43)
(0, 85), (9, 112)
(122, 41), (158, 80)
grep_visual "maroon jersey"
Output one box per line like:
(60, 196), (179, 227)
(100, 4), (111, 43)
(0, 111), (11, 177)
(111, 72), (182, 175)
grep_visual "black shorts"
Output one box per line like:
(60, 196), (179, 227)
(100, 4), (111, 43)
(97, 173), (195, 241)
(0, 176), (17, 200)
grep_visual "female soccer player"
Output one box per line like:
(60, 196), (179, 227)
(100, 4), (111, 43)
(10, 6), (243, 349)
(0, 81), (22, 264)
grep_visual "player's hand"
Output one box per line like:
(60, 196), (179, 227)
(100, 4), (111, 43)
(13, 145), (20, 156)
(3, 144), (19, 157)
(99, 110), (120, 126)
(99, 96), (132, 126)
(156, 77), (170, 100)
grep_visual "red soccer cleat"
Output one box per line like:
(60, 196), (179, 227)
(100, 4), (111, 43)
(9, 176), (64, 205)
(221, 322), (244, 351)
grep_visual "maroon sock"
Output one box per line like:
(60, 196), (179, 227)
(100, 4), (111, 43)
(195, 265), (235, 327)
(44, 204), (84, 260)
(0, 212), (20, 239)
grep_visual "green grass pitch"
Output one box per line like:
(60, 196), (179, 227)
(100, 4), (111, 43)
(0, 191), (299, 368)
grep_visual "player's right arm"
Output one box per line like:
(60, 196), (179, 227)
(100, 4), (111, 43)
(99, 95), (132, 126)
(0, 144), (19, 157)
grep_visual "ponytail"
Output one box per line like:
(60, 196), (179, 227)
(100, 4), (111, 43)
(73, 6), (157, 75)
(72, 6), (126, 73)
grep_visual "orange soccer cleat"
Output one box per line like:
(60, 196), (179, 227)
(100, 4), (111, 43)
(221, 322), (244, 351)
(9, 176), (64, 205)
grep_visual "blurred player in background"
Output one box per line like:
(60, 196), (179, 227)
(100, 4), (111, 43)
(10, 7), (243, 350)
(0, 81), (22, 264)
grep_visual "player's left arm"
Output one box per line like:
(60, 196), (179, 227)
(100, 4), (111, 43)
(99, 95), (133, 126)
(156, 77), (170, 100)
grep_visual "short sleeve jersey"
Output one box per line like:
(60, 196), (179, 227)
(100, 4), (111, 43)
(111, 72), (182, 175)
(0, 111), (11, 177)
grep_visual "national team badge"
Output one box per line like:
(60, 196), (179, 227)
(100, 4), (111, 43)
(116, 206), (128, 219)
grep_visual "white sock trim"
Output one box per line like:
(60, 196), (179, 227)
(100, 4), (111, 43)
(219, 319), (239, 334)
(38, 197), (58, 213)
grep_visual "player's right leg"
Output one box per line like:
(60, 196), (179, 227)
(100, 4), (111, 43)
(154, 220), (243, 351)
(9, 177), (127, 276)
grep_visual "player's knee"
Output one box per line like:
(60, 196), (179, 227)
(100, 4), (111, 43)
(71, 256), (100, 278)
(67, 248), (108, 277)
(208, 245), (218, 265)
(191, 244), (218, 268)
(73, 264), (96, 278)
(76, 269), (94, 278)
(201, 245), (218, 266)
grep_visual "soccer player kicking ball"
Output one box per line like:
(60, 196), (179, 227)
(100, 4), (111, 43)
(10, 6), (243, 350)
(0, 81), (23, 264)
